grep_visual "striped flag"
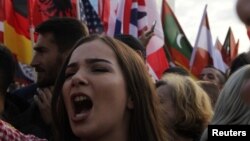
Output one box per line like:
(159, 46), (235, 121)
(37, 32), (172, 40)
(78, 0), (103, 34)
(99, 0), (118, 36)
(114, 0), (147, 37)
(190, 5), (226, 77)
(3, 0), (33, 64)
(111, 0), (169, 79)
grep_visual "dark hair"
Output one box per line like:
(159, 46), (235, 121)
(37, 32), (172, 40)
(51, 35), (167, 141)
(35, 17), (89, 53)
(162, 66), (189, 76)
(229, 53), (250, 76)
(0, 44), (16, 91)
(115, 34), (146, 60)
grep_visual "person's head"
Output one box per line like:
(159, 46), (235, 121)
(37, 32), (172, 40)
(229, 53), (250, 76)
(197, 81), (220, 109)
(31, 17), (89, 87)
(52, 35), (166, 141)
(236, 0), (250, 26)
(199, 66), (226, 89)
(200, 65), (250, 141)
(161, 66), (189, 78)
(0, 44), (16, 113)
(114, 34), (146, 61)
(156, 74), (213, 141)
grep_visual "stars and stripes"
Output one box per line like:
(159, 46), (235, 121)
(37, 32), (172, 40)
(78, 0), (103, 34)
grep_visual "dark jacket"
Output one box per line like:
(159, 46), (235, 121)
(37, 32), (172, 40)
(4, 84), (52, 140)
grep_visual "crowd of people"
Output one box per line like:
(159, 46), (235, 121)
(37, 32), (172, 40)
(0, 0), (250, 141)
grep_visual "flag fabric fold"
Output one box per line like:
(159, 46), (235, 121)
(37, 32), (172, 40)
(32, 0), (76, 27)
(106, 0), (169, 79)
(190, 5), (226, 77)
(99, 0), (118, 36)
(3, 0), (33, 64)
(114, 0), (147, 37)
(161, 0), (193, 70)
(145, 0), (169, 79)
(78, 0), (104, 34)
(221, 27), (239, 66)
(215, 38), (222, 51)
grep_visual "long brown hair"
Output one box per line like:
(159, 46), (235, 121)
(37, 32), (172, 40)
(51, 35), (167, 141)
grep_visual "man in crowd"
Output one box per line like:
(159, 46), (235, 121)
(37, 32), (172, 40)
(7, 17), (89, 140)
(199, 66), (226, 90)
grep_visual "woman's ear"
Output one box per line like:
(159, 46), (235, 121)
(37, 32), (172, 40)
(127, 96), (134, 109)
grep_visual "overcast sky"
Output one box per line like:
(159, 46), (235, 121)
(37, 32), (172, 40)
(165, 0), (250, 54)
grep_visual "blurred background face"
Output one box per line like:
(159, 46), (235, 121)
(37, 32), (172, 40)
(199, 68), (221, 88)
(31, 33), (63, 87)
(62, 40), (130, 140)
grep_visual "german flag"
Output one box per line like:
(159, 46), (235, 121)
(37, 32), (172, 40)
(3, 0), (77, 65)
(4, 0), (32, 64)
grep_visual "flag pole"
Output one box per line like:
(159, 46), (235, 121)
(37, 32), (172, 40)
(76, 0), (81, 20)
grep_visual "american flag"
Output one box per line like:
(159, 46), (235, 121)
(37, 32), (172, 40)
(79, 0), (104, 34)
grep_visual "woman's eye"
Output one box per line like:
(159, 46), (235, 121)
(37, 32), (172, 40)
(65, 72), (75, 79)
(92, 67), (109, 72)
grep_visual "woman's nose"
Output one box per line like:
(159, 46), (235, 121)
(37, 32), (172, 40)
(71, 71), (88, 87)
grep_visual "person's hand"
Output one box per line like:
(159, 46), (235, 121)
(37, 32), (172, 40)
(34, 87), (53, 125)
(139, 26), (155, 47)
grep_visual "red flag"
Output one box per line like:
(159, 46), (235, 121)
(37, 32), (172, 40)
(221, 27), (238, 66)
(114, 0), (148, 36)
(4, 0), (33, 64)
(190, 5), (226, 77)
(99, 0), (117, 36)
(32, 0), (77, 27)
(98, 0), (110, 33)
(215, 38), (222, 51)
(145, 0), (169, 79)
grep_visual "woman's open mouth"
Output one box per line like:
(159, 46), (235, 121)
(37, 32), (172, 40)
(71, 94), (93, 121)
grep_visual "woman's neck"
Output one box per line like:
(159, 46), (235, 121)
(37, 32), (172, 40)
(81, 115), (129, 141)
